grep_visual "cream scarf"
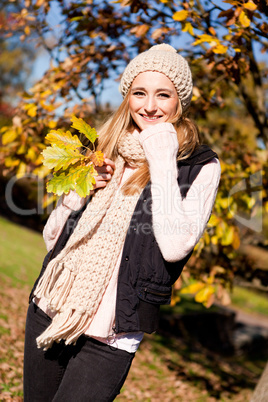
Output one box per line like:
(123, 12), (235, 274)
(35, 132), (146, 350)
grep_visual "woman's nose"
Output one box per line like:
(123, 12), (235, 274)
(144, 96), (157, 113)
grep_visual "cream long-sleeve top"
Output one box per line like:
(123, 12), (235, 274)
(35, 123), (221, 353)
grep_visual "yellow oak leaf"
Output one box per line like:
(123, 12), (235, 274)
(239, 10), (251, 27)
(182, 22), (194, 35)
(195, 285), (215, 304)
(212, 44), (228, 54)
(180, 282), (206, 295)
(5, 157), (20, 168)
(208, 214), (219, 226)
(17, 161), (27, 178)
(221, 225), (234, 246)
(244, 1), (257, 11)
(2, 129), (18, 145)
(25, 104), (37, 117)
(46, 129), (82, 150)
(173, 10), (188, 21)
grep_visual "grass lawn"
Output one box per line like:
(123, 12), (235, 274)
(0, 216), (46, 287)
(0, 216), (267, 401)
(230, 286), (268, 317)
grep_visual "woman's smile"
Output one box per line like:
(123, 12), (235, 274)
(140, 114), (163, 121)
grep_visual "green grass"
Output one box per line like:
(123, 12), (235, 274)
(230, 286), (268, 316)
(0, 216), (46, 286)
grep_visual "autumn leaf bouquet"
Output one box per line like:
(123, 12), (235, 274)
(42, 116), (104, 198)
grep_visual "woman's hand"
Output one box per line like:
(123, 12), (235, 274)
(139, 122), (179, 164)
(93, 157), (115, 189)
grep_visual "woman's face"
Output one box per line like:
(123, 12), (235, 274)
(129, 71), (179, 131)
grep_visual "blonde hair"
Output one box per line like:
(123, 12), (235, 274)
(95, 92), (200, 195)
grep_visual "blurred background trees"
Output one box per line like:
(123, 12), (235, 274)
(0, 0), (267, 302)
(0, 0), (35, 125)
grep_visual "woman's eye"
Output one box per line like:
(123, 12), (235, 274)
(158, 93), (170, 98)
(133, 91), (145, 96)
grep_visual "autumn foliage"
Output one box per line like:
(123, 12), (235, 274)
(0, 0), (267, 306)
(43, 116), (104, 197)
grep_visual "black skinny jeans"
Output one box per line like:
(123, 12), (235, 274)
(23, 302), (135, 402)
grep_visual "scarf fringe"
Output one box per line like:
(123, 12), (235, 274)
(49, 267), (74, 311)
(36, 309), (91, 350)
(35, 261), (74, 312)
(35, 259), (63, 298)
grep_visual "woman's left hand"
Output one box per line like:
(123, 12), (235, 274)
(93, 158), (115, 189)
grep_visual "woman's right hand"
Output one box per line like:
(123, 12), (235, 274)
(93, 157), (115, 189)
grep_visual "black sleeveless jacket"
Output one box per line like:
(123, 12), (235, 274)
(30, 145), (218, 335)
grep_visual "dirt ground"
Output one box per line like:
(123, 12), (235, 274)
(0, 277), (266, 401)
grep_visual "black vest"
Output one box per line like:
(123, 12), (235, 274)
(30, 145), (218, 334)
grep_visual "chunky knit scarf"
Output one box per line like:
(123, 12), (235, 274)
(35, 132), (146, 350)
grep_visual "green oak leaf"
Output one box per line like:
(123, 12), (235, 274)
(46, 172), (75, 196)
(47, 165), (96, 197)
(75, 165), (96, 198)
(46, 166), (83, 196)
(70, 114), (98, 143)
(42, 144), (84, 171)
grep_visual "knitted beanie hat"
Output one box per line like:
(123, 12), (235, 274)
(119, 43), (193, 112)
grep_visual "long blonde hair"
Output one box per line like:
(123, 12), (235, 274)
(96, 91), (200, 195)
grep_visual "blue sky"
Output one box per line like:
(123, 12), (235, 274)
(31, 51), (123, 107)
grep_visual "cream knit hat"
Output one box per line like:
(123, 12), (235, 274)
(119, 43), (193, 112)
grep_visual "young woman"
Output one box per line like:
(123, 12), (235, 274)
(23, 44), (221, 401)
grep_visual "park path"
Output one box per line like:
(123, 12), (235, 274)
(233, 307), (268, 329)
